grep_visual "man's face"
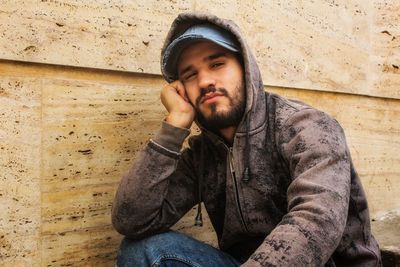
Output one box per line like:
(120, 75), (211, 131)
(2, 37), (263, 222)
(177, 41), (245, 130)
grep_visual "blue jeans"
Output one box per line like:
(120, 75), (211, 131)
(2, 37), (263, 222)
(116, 231), (241, 267)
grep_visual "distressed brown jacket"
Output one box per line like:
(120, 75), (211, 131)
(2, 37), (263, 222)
(112, 12), (381, 266)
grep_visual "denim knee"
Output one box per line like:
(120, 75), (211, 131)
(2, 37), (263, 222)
(116, 231), (191, 267)
(116, 231), (240, 267)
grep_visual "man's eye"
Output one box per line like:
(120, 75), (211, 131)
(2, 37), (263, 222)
(211, 62), (224, 68)
(184, 73), (196, 81)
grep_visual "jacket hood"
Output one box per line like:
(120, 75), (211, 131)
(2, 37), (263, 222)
(160, 12), (266, 135)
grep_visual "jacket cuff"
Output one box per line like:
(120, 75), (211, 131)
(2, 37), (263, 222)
(151, 121), (190, 154)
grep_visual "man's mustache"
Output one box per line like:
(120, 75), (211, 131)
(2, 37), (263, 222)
(195, 86), (229, 107)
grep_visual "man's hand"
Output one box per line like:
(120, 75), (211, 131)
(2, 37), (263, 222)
(160, 80), (195, 129)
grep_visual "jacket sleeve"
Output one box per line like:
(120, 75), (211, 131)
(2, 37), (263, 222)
(111, 121), (198, 239)
(243, 108), (351, 266)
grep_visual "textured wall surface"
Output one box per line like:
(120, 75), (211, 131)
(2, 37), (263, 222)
(0, 0), (399, 99)
(1, 0), (399, 266)
(0, 74), (42, 266)
(1, 60), (399, 265)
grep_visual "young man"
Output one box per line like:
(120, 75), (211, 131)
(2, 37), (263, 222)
(112, 12), (381, 266)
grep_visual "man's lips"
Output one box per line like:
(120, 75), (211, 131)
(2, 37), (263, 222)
(201, 93), (224, 104)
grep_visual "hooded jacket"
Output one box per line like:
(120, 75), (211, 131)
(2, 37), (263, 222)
(112, 12), (381, 266)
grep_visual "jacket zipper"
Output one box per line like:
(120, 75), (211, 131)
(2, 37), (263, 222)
(228, 147), (249, 232)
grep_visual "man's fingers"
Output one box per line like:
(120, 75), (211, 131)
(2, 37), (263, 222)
(160, 80), (192, 112)
(160, 80), (195, 129)
(172, 81), (189, 102)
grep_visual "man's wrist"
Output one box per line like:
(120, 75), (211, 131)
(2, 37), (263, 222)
(152, 121), (191, 153)
(166, 112), (194, 129)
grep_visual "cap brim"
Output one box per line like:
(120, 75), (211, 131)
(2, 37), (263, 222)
(162, 34), (239, 81)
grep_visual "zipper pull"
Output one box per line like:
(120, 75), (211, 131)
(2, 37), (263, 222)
(194, 211), (203, 226)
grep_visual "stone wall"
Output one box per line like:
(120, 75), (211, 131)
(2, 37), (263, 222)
(0, 1), (399, 266)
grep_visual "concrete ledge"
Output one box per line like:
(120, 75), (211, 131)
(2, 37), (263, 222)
(372, 210), (400, 267)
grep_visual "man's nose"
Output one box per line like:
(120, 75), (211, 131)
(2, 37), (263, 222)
(198, 71), (216, 89)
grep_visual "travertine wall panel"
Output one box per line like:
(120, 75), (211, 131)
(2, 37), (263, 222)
(41, 225), (119, 266)
(0, 59), (399, 265)
(40, 73), (166, 265)
(1, 0), (399, 99)
(0, 77), (41, 266)
(41, 78), (164, 192)
(370, 1), (400, 99)
(0, 0), (192, 72)
(194, 0), (373, 96)
(0, 61), (170, 266)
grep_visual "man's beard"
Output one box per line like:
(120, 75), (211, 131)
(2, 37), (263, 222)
(194, 84), (245, 131)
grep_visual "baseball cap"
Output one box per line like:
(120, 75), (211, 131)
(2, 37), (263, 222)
(162, 24), (240, 80)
